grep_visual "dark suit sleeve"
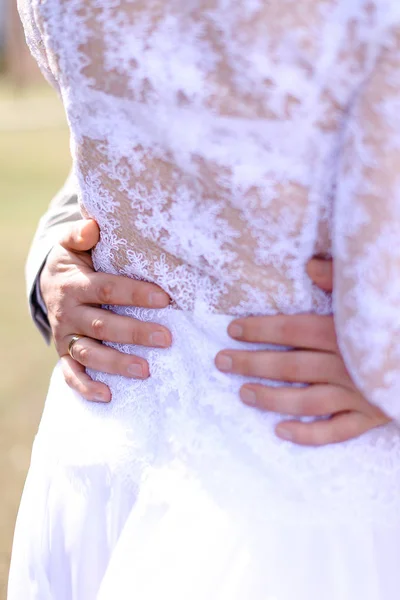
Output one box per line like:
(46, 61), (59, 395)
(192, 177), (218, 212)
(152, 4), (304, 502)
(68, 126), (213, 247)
(26, 171), (82, 343)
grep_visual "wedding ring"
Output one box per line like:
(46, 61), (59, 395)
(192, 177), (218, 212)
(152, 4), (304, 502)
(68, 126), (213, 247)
(68, 334), (86, 360)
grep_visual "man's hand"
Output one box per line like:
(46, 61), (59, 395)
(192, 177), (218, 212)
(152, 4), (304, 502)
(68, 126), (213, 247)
(215, 258), (390, 446)
(40, 219), (172, 402)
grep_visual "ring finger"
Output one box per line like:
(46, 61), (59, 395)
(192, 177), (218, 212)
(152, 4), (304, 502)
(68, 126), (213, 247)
(75, 306), (172, 348)
(67, 335), (149, 379)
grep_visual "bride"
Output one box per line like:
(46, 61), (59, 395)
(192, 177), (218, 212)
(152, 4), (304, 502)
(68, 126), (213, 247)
(9, 1), (400, 599)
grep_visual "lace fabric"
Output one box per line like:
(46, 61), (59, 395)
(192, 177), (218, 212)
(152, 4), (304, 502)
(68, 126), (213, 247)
(10, 6), (400, 597)
(334, 21), (400, 421)
(17, 0), (400, 424)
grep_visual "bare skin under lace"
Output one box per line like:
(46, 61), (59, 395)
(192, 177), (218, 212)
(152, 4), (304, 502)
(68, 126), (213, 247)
(18, 0), (400, 420)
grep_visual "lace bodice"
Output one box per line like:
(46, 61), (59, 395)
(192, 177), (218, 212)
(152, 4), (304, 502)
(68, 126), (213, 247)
(19, 0), (400, 420)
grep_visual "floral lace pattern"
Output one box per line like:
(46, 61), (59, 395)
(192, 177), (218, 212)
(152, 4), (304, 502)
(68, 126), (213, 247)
(17, 0), (384, 308)
(334, 18), (400, 421)
(18, 0), (400, 495)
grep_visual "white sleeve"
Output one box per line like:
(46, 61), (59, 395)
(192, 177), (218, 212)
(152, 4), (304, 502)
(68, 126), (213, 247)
(17, 0), (60, 92)
(334, 23), (400, 422)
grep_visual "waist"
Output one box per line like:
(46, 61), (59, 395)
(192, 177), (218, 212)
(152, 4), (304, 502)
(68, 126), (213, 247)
(36, 304), (400, 520)
(94, 303), (286, 398)
(85, 304), (400, 452)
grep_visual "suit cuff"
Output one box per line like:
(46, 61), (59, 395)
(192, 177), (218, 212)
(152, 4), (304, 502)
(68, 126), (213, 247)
(35, 269), (48, 317)
(29, 256), (52, 344)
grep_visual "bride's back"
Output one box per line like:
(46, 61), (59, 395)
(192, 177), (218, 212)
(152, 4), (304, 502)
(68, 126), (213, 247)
(18, 0), (390, 314)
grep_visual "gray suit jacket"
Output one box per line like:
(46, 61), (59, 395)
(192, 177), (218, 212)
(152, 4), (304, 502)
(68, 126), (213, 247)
(26, 172), (81, 342)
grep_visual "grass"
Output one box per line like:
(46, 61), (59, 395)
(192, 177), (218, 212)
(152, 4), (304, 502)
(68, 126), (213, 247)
(0, 81), (70, 598)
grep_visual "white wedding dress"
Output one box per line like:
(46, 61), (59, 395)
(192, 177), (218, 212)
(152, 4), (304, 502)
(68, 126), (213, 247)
(9, 1), (400, 599)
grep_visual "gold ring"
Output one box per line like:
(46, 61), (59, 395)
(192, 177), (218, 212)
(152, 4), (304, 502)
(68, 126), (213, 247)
(68, 335), (85, 360)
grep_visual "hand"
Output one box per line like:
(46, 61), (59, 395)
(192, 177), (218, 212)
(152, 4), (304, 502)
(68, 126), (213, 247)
(215, 258), (391, 446)
(40, 219), (172, 402)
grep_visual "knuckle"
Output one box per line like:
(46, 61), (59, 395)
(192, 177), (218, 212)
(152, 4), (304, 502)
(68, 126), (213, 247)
(97, 282), (115, 304)
(51, 290), (74, 319)
(52, 304), (67, 324)
(91, 318), (106, 338)
(75, 345), (92, 366)
(130, 325), (140, 345)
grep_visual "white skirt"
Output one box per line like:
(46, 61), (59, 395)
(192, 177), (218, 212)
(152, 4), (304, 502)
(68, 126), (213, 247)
(8, 306), (400, 600)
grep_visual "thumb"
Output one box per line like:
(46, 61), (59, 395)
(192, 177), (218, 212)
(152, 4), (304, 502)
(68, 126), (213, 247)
(306, 257), (333, 292)
(59, 219), (100, 252)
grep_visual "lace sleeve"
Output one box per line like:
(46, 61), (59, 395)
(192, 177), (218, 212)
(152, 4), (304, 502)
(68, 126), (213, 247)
(17, 0), (60, 92)
(334, 21), (400, 422)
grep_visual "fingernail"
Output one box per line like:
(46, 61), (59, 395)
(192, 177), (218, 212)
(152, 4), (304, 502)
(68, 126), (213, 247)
(149, 292), (169, 308)
(94, 393), (108, 402)
(277, 426), (293, 441)
(229, 324), (243, 339)
(215, 354), (233, 372)
(149, 331), (169, 347)
(241, 388), (257, 406)
(127, 363), (144, 378)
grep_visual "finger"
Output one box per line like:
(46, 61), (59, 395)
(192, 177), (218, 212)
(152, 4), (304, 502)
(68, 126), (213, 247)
(275, 411), (389, 447)
(215, 349), (352, 386)
(74, 306), (172, 348)
(60, 355), (111, 402)
(67, 336), (150, 379)
(227, 314), (338, 353)
(59, 219), (100, 252)
(240, 384), (358, 416)
(306, 258), (333, 292)
(79, 271), (170, 308)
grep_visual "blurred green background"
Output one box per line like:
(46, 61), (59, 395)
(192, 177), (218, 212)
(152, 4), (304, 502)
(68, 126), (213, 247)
(0, 80), (70, 598)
